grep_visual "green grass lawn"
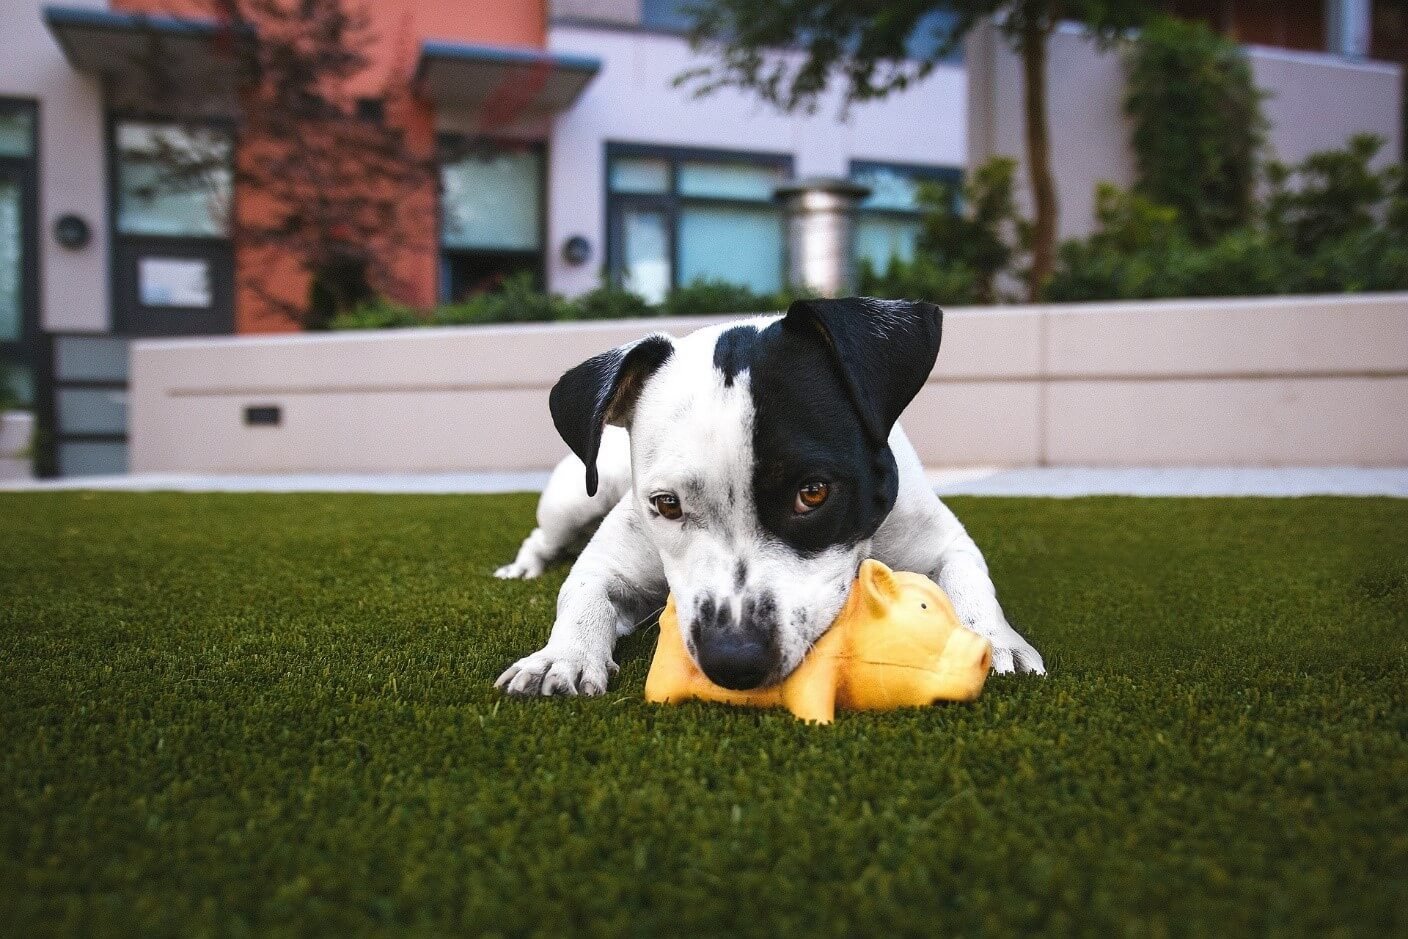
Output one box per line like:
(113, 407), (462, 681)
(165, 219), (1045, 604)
(2, 493), (1406, 936)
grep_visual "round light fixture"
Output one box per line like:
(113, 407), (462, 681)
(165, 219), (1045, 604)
(562, 235), (591, 266)
(53, 214), (91, 250)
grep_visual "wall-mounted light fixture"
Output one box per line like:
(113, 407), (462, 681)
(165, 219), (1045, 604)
(53, 214), (91, 250)
(562, 235), (591, 266)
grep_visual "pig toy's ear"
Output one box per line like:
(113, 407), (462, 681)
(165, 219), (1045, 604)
(856, 559), (900, 616)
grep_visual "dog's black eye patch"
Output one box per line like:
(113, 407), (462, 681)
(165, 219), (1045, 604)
(745, 319), (897, 556)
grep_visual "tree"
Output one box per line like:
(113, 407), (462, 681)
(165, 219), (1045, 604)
(679, 0), (1151, 300)
(1124, 17), (1265, 244)
(132, 0), (438, 327)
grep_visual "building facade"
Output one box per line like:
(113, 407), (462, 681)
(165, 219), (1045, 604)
(0, 0), (1401, 476)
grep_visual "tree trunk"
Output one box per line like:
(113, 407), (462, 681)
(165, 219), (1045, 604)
(1020, 17), (1057, 301)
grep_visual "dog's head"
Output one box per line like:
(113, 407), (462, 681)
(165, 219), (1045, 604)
(550, 297), (942, 689)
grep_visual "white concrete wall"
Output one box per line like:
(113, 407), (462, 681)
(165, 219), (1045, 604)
(131, 292), (1408, 474)
(545, 23), (968, 297)
(0, 0), (110, 332)
(967, 21), (1403, 240)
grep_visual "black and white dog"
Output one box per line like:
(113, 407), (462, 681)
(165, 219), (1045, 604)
(495, 297), (1044, 696)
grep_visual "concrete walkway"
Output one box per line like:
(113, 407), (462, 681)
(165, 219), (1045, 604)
(3, 467), (1406, 497)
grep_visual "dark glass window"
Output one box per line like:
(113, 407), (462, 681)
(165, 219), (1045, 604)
(439, 142), (545, 300)
(115, 121), (232, 238)
(640, 0), (696, 32)
(849, 161), (962, 273)
(640, 1), (962, 61)
(607, 145), (790, 303)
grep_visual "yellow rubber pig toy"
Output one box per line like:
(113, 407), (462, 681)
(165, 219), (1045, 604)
(645, 559), (992, 724)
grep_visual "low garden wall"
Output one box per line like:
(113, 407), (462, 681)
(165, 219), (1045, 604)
(130, 293), (1408, 473)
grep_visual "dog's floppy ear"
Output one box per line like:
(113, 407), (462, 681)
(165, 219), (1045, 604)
(550, 334), (674, 496)
(783, 297), (943, 444)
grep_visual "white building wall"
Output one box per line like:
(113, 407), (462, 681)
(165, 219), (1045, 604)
(545, 24), (968, 297)
(0, 0), (110, 332)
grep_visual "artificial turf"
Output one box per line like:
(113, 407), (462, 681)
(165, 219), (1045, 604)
(1, 492), (1406, 936)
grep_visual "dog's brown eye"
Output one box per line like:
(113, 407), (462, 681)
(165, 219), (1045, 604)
(651, 493), (683, 520)
(795, 481), (830, 513)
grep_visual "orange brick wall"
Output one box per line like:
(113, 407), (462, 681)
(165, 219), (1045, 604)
(112, 0), (547, 332)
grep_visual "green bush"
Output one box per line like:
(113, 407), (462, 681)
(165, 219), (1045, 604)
(326, 299), (423, 330)
(0, 360), (23, 412)
(433, 272), (571, 325)
(857, 254), (981, 305)
(571, 282), (656, 320)
(1045, 139), (1408, 303)
(858, 156), (1027, 305)
(917, 157), (1026, 301)
(1266, 134), (1390, 254)
(658, 279), (773, 317)
(1124, 17), (1265, 244)
(328, 273), (805, 330)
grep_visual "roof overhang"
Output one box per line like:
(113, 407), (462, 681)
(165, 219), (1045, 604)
(417, 40), (600, 122)
(45, 5), (253, 108)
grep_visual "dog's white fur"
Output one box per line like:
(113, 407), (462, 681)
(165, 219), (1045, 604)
(495, 318), (1044, 696)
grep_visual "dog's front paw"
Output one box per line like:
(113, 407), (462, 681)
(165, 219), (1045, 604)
(494, 646), (617, 696)
(494, 559), (544, 580)
(988, 634), (1045, 675)
(968, 620), (1046, 675)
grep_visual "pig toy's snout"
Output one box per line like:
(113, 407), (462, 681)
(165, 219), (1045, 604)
(949, 628), (993, 673)
(933, 627), (993, 701)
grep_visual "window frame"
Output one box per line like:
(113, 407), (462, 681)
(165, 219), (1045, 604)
(604, 142), (793, 298)
(0, 97), (41, 410)
(436, 135), (548, 298)
(849, 159), (962, 269)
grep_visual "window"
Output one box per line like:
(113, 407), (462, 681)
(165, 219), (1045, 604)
(638, 3), (961, 60)
(115, 122), (232, 238)
(0, 107), (34, 159)
(640, 0), (696, 31)
(439, 143), (544, 300)
(607, 145), (790, 304)
(0, 176), (22, 344)
(1, 99), (38, 409)
(850, 162), (961, 274)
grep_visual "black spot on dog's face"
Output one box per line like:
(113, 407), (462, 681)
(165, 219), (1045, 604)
(712, 325), (759, 389)
(744, 319), (899, 556)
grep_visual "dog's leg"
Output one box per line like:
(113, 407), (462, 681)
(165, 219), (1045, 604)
(495, 429), (632, 579)
(496, 497), (665, 696)
(930, 525), (1045, 675)
(877, 431), (1044, 675)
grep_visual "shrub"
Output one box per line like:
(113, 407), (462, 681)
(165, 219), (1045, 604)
(659, 279), (776, 317)
(327, 299), (423, 330)
(916, 157), (1026, 301)
(570, 282), (655, 320)
(1045, 132), (1408, 303)
(857, 254), (981, 305)
(1124, 16), (1266, 244)
(432, 273), (570, 325)
(1266, 134), (1390, 254)
(0, 359), (23, 412)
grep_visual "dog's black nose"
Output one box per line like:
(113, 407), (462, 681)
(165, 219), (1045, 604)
(696, 631), (777, 690)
